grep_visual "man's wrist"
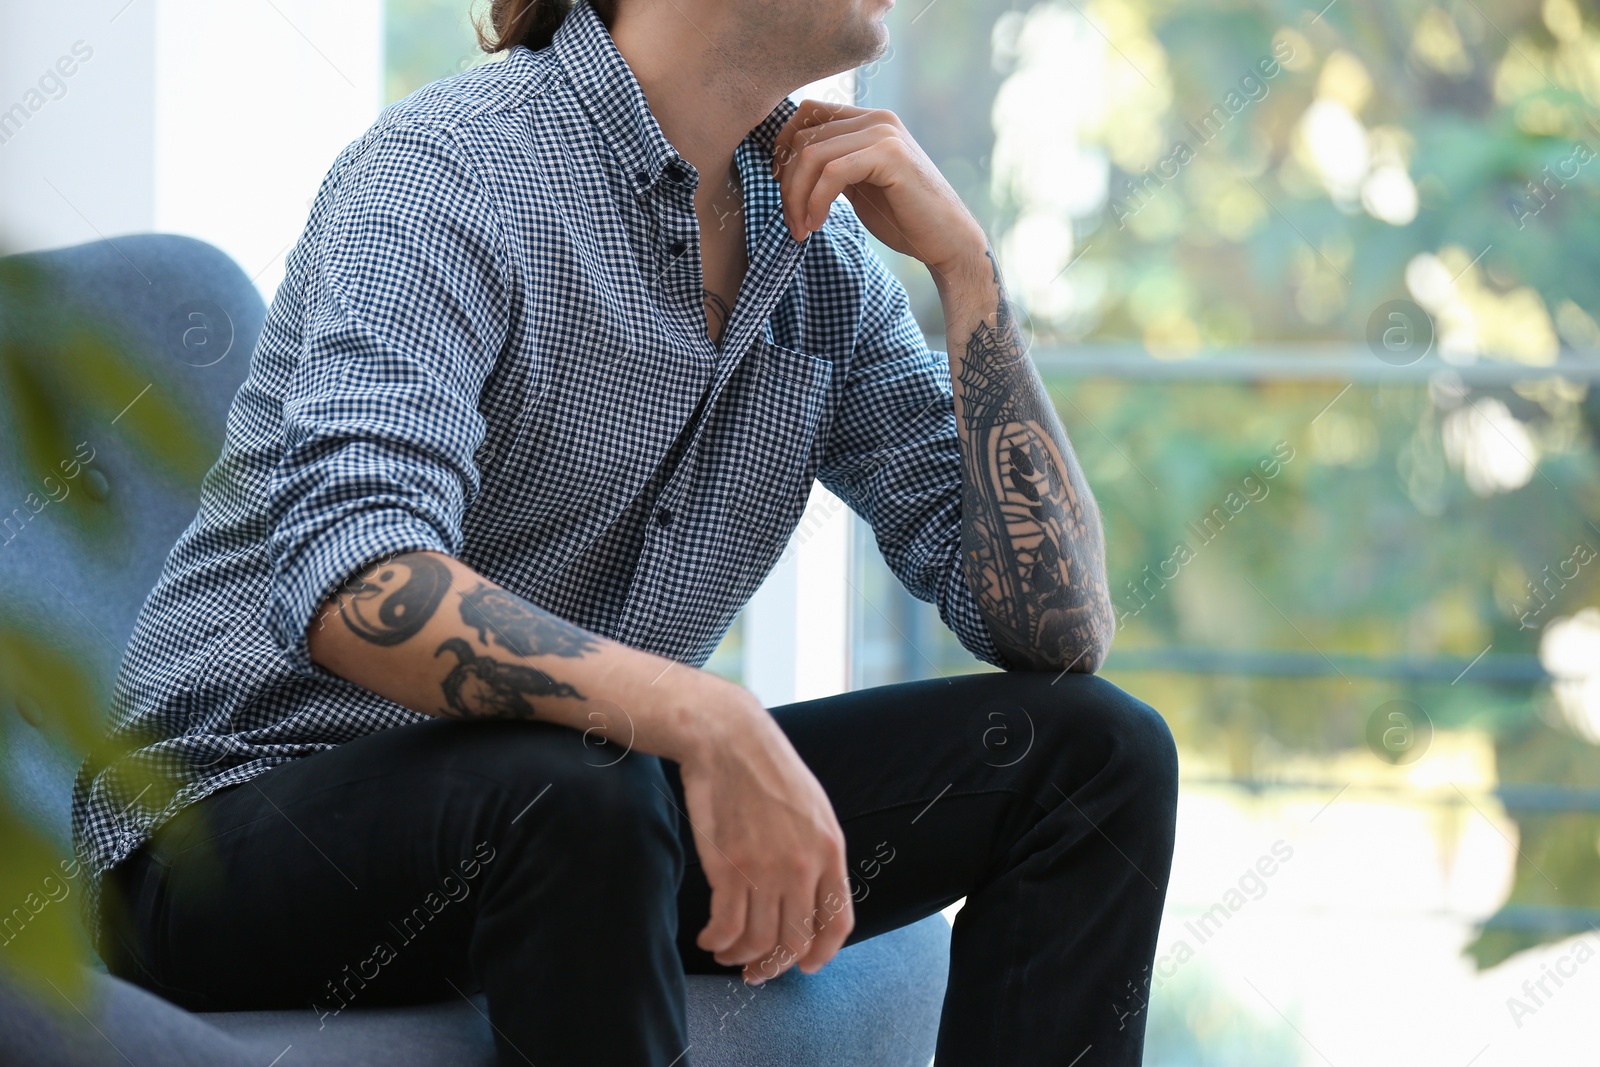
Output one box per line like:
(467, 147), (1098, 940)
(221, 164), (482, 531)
(928, 228), (993, 297)
(657, 666), (762, 765)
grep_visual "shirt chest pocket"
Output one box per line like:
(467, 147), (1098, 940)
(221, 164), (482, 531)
(713, 338), (834, 549)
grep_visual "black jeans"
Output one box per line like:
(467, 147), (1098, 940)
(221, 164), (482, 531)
(99, 670), (1178, 1066)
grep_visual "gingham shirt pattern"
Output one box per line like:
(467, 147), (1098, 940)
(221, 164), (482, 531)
(71, 0), (1004, 946)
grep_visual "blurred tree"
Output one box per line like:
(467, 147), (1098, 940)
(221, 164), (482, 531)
(982, 0), (1600, 358)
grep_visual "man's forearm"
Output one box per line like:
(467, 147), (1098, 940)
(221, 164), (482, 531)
(306, 549), (725, 763)
(934, 244), (1115, 673)
(307, 548), (857, 981)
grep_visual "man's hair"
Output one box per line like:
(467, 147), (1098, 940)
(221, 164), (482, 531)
(477, 0), (618, 53)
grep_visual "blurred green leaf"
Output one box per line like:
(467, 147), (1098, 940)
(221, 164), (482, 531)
(0, 244), (214, 995)
(0, 339), (79, 514)
(0, 805), (90, 1001)
(0, 629), (117, 766)
(61, 326), (213, 489)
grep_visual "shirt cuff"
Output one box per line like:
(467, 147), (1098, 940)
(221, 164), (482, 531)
(266, 506), (452, 680)
(941, 558), (1010, 670)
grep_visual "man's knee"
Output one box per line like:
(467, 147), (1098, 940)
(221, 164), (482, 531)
(529, 748), (687, 902)
(1093, 678), (1177, 789)
(1017, 672), (1180, 813)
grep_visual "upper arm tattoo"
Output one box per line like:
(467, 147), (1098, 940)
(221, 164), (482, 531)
(955, 250), (1112, 670)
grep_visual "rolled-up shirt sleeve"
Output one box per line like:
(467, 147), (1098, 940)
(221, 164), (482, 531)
(814, 205), (1007, 670)
(264, 121), (511, 679)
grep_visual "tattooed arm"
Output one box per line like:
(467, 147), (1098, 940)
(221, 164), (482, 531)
(935, 245), (1115, 674)
(305, 548), (857, 982)
(305, 549), (719, 757)
(769, 101), (1112, 673)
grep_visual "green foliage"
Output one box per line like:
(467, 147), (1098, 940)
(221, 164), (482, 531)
(1471, 713), (1600, 967)
(0, 255), (211, 1000)
(0, 801), (90, 1001)
(1063, 0), (1600, 349)
(0, 258), (213, 538)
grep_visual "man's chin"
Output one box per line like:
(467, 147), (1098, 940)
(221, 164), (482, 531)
(780, 20), (889, 91)
(842, 20), (891, 72)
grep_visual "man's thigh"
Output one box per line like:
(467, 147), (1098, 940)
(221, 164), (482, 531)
(667, 668), (1174, 974)
(105, 715), (657, 1013)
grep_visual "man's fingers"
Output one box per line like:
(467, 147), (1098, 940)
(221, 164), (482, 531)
(774, 109), (881, 174)
(698, 879), (749, 955)
(743, 895), (803, 986)
(780, 127), (902, 236)
(721, 888), (780, 967)
(804, 141), (911, 240)
(768, 891), (815, 980)
(797, 870), (854, 974)
(776, 127), (878, 238)
(773, 97), (868, 170)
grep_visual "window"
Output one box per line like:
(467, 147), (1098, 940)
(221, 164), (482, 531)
(854, 0), (1600, 1061)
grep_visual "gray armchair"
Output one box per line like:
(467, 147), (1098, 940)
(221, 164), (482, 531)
(0, 235), (949, 1066)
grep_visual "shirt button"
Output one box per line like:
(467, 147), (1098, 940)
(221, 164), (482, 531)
(656, 507), (674, 528)
(635, 169), (650, 185)
(667, 239), (688, 257)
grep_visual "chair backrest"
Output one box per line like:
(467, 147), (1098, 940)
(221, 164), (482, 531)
(0, 234), (265, 853)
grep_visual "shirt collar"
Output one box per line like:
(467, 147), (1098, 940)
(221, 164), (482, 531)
(552, 0), (799, 195)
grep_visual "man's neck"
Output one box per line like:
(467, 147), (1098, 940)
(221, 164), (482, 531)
(607, 4), (790, 202)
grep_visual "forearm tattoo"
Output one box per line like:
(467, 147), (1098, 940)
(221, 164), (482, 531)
(459, 582), (600, 659)
(954, 249), (1113, 671)
(435, 638), (584, 718)
(338, 552), (597, 719)
(340, 552), (453, 645)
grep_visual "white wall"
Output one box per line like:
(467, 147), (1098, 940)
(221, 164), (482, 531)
(0, 3), (156, 253)
(0, 0), (382, 300)
(153, 0), (383, 297)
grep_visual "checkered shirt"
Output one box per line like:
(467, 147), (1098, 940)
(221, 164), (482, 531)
(70, 0), (1004, 948)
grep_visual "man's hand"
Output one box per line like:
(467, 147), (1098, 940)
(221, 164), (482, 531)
(776, 107), (1115, 676)
(675, 672), (855, 984)
(772, 99), (986, 276)
(309, 552), (858, 980)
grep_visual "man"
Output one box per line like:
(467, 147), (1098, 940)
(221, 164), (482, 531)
(72, 0), (1178, 1063)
